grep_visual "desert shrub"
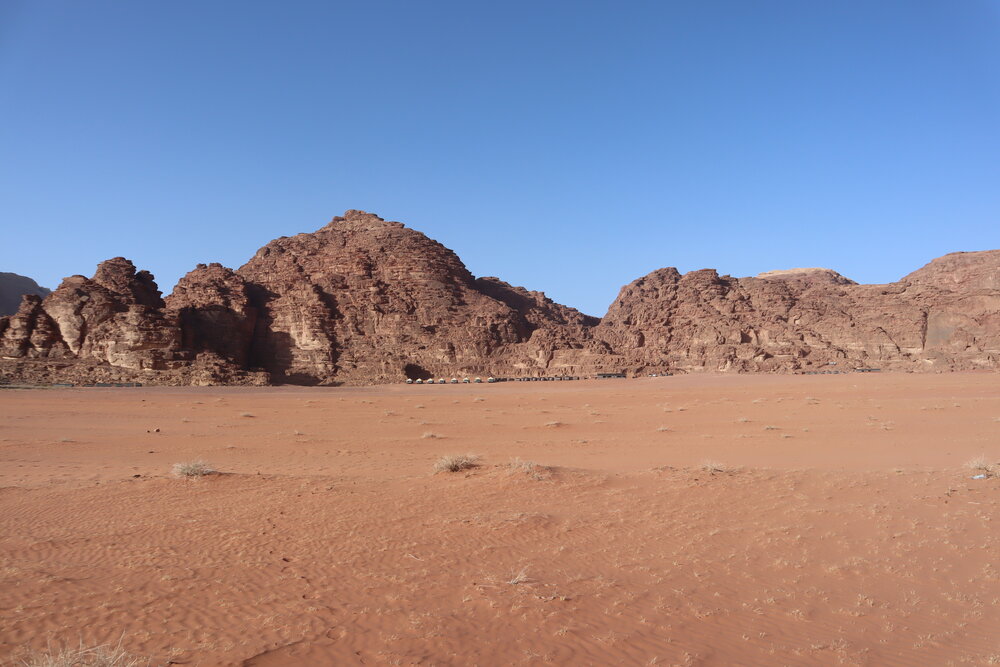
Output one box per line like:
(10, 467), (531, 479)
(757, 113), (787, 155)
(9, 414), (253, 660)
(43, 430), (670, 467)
(171, 460), (215, 478)
(434, 454), (480, 473)
(966, 455), (997, 476)
(504, 457), (552, 480)
(507, 566), (531, 585)
(700, 460), (741, 474)
(18, 639), (148, 667)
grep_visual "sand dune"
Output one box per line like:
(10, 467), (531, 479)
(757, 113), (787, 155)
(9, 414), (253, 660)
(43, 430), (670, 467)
(2, 374), (999, 665)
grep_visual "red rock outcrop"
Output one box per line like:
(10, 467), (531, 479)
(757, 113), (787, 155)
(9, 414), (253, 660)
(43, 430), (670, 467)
(235, 210), (586, 383)
(0, 295), (66, 359)
(37, 258), (184, 371)
(594, 251), (1000, 374)
(165, 263), (258, 369)
(0, 258), (266, 385)
(2, 212), (998, 386)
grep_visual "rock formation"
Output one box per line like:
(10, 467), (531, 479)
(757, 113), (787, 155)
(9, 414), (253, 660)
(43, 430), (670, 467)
(1, 211), (998, 385)
(166, 263), (258, 370)
(234, 210), (596, 384)
(0, 258), (266, 385)
(594, 251), (1000, 373)
(0, 272), (50, 317)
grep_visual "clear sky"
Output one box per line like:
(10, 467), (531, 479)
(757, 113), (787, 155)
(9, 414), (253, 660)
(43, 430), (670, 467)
(2, 1), (998, 316)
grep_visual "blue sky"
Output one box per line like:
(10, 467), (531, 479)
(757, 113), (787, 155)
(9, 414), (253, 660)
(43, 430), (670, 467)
(2, 1), (998, 316)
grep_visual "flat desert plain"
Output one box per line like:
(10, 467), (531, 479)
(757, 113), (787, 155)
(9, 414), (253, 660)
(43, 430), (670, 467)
(2, 373), (1000, 666)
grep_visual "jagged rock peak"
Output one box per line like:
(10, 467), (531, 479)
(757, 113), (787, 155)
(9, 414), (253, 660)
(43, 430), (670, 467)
(91, 257), (164, 308)
(166, 263), (248, 312)
(323, 209), (406, 232)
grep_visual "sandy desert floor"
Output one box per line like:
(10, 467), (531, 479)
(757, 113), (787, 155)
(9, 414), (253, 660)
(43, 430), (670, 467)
(1, 373), (1000, 666)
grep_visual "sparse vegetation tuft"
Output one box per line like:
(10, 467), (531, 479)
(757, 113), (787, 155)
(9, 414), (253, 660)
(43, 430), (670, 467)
(17, 638), (148, 667)
(171, 460), (215, 478)
(421, 432), (442, 439)
(507, 566), (531, 585)
(434, 454), (480, 473)
(700, 460), (741, 474)
(504, 457), (552, 480)
(966, 455), (997, 476)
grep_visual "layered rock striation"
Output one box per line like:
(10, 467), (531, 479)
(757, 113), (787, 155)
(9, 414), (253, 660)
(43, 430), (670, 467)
(2, 211), (998, 385)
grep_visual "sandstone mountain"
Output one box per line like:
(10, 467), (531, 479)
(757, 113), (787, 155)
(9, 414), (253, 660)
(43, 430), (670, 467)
(0, 272), (50, 317)
(593, 252), (1000, 374)
(231, 210), (597, 384)
(1, 211), (997, 385)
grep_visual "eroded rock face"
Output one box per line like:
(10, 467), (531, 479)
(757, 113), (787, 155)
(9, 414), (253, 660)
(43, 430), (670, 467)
(2, 212), (998, 385)
(39, 258), (183, 370)
(594, 252), (1000, 373)
(235, 210), (569, 383)
(0, 258), (266, 385)
(0, 295), (66, 359)
(166, 263), (257, 369)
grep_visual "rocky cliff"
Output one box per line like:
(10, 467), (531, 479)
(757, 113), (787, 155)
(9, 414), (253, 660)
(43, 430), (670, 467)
(0, 211), (598, 384)
(1, 211), (997, 385)
(233, 210), (605, 383)
(0, 258), (267, 385)
(594, 251), (1000, 373)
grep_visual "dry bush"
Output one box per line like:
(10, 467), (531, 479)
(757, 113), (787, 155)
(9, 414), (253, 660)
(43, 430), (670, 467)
(171, 460), (215, 478)
(504, 457), (552, 480)
(544, 421), (563, 428)
(434, 454), (480, 473)
(17, 638), (148, 667)
(238, 412), (255, 418)
(966, 455), (997, 476)
(421, 432), (442, 439)
(700, 460), (741, 474)
(507, 566), (531, 585)
(656, 426), (672, 432)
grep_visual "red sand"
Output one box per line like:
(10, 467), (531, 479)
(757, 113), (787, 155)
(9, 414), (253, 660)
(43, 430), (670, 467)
(2, 373), (999, 665)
